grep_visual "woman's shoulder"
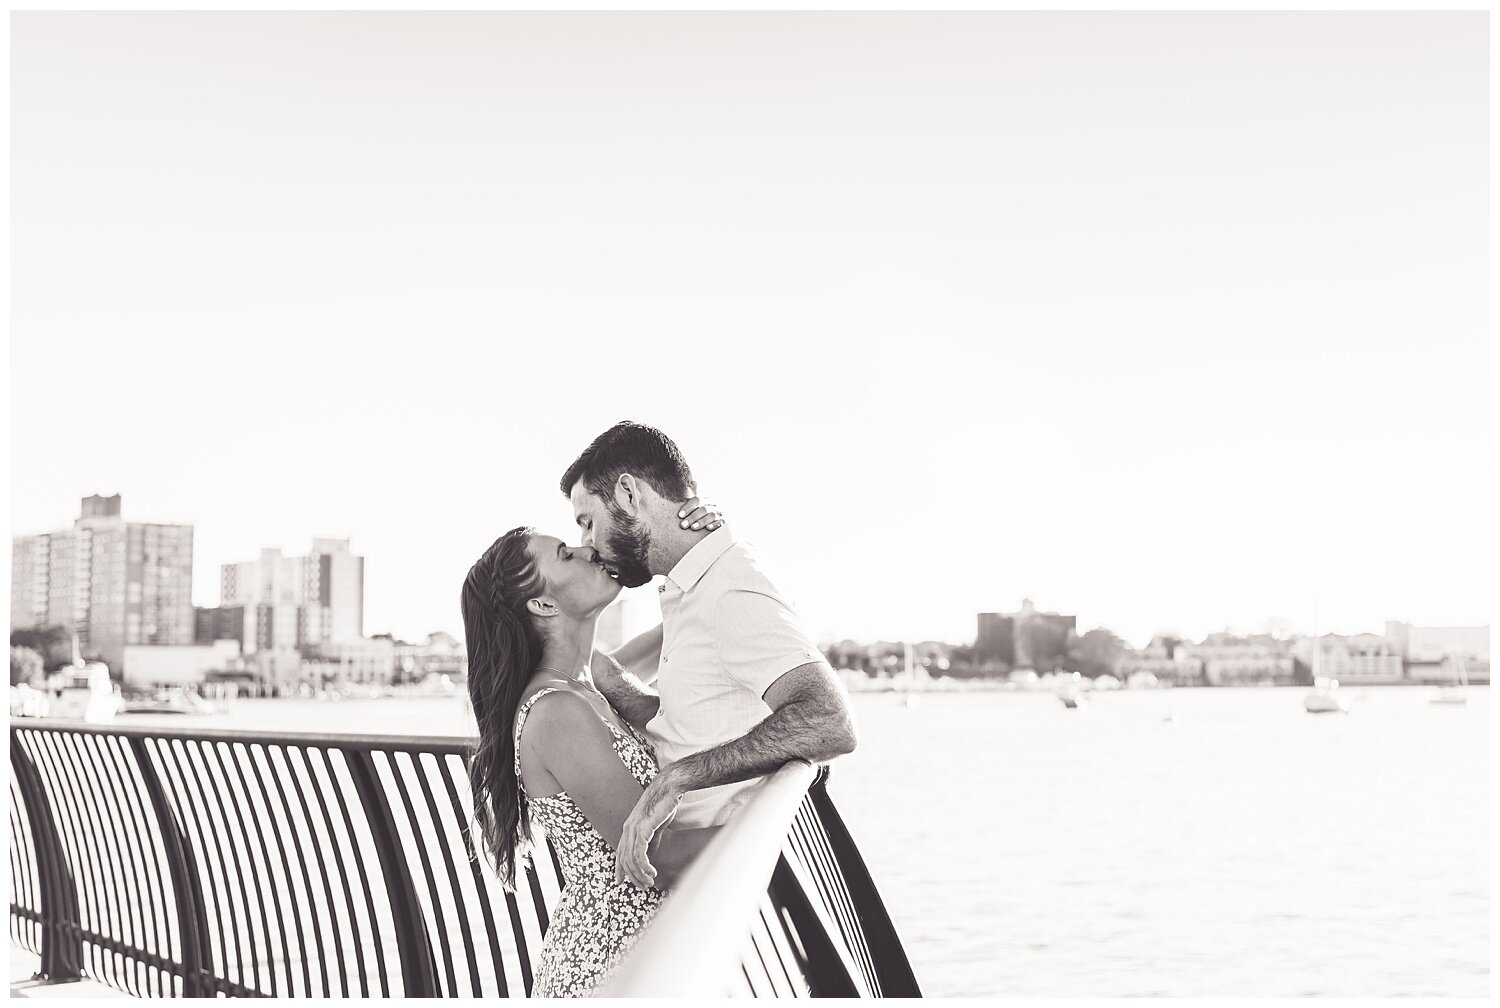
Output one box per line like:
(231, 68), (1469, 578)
(514, 685), (607, 742)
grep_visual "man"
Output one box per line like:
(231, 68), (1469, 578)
(560, 420), (858, 888)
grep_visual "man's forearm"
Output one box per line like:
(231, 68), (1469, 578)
(666, 697), (853, 793)
(592, 658), (662, 730)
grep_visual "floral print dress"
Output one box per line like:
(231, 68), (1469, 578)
(513, 687), (667, 997)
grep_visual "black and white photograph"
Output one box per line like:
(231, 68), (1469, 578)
(5, 8), (1491, 1000)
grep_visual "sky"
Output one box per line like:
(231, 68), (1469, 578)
(9, 12), (1489, 649)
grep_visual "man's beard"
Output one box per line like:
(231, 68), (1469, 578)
(603, 505), (653, 588)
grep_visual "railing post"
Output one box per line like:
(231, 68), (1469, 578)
(130, 736), (215, 997)
(345, 748), (439, 997)
(10, 731), (83, 983)
(769, 853), (864, 996)
(807, 766), (922, 996)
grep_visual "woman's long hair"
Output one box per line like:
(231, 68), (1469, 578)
(462, 526), (547, 889)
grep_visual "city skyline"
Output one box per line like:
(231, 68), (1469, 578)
(9, 490), (1487, 652)
(10, 13), (1488, 648)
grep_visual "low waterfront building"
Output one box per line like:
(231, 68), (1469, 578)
(1179, 633), (1300, 686)
(122, 641), (242, 690)
(1118, 636), (1205, 686)
(1385, 621), (1490, 684)
(391, 631), (467, 685)
(304, 637), (397, 686)
(1290, 633), (1403, 685)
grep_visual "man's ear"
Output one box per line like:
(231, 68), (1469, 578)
(526, 597), (558, 619)
(615, 473), (642, 517)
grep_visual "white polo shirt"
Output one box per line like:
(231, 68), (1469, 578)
(645, 524), (824, 829)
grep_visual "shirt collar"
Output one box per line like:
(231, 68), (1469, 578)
(665, 524), (736, 594)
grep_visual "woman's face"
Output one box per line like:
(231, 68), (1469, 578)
(527, 533), (623, 617)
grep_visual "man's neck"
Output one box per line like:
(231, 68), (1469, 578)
(647, 512), (714, 578)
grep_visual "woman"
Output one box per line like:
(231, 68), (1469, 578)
(461, 501), (722, 997)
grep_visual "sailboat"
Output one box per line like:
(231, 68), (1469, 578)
(1428, 654), (1469, 706)
(1304, 636), (1349, 714)
(900, 642), (929, 708)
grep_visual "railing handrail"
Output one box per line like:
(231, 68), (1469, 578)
(7, 717), (476, 754)
(597, 760), (818, 997)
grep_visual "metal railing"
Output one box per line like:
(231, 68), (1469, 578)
(9, 719), (918, 998)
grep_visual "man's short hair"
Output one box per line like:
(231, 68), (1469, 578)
(560, 421), (696, 504)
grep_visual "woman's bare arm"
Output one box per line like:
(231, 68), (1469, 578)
(603, 624), (663, 685)
(523, 692), (713, 887)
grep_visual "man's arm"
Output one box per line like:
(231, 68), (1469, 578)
(667, 662), (855, 790)
(614, 661), (856, 887)
(591, 646), (661, 731)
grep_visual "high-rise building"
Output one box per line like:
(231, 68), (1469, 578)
(218, 538), (365, 653)
(9, 494), (194, 675)
(975, 613), (1015, 670)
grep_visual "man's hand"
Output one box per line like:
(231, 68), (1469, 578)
(615, 767), (685, 889)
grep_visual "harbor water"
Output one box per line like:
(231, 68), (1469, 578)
(110, 685), (1490, 997)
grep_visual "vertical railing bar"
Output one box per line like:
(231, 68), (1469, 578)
(102, 735), (177, 998)
(66, 732), (148, 996)
(758, 899), (802, 996)
(524, 858), (551, 938)
(261, 743), (331, 997)
(746, 910), (784, 997)
(201, 740), (269, 995)
(8, 798), (39, 957)
(91, 733), (163, 998)
(183, 738), (255, 995)
(500, 877), (534, 994)
(208, 743), (278, 998)
(28, 730), (107, 982)
(789, 813), (874, 987)
(239, 743), (300, 996)
(412, 753), (481, 995)
(344, 748), (439, 997)
(790, 809), (871, 984)
(386, 750), (460, 996)
(317, 747), (391, 997)
(768, 854), (862, 998)
(8, 801), (31, 945)
(156, 737), (235, 994)
(439, 754), (505, 993)
(287, 745), (356, 997)
(103, 734), (174, 996)
(279, 744), (343, 996)
(131, 735), (211, 998)
(808, 775), (921, 995)
(10, 767), (48, 963)
(12, 733), (83, 982)
(246, 743), (313, 996)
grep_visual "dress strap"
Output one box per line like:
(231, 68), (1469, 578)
(513, 686), (562, 780)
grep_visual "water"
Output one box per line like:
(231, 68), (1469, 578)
(116, 685), (1489, 997)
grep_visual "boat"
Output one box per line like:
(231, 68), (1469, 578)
(120, 687), (220, 717)
(47, 661), (123, 722)
(1429, 654), (1469, 705)
(1304, 676), (1349, 714)
(1055, 671), (1087, 708)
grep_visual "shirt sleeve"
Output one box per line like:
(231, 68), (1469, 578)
(713, 589), (825, 698)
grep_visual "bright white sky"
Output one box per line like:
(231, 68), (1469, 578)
(9, 12), (1489, 648)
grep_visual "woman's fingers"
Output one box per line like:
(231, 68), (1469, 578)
(678, 497), (725, 531)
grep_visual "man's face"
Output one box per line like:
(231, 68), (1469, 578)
(569, 480), (653, 588)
